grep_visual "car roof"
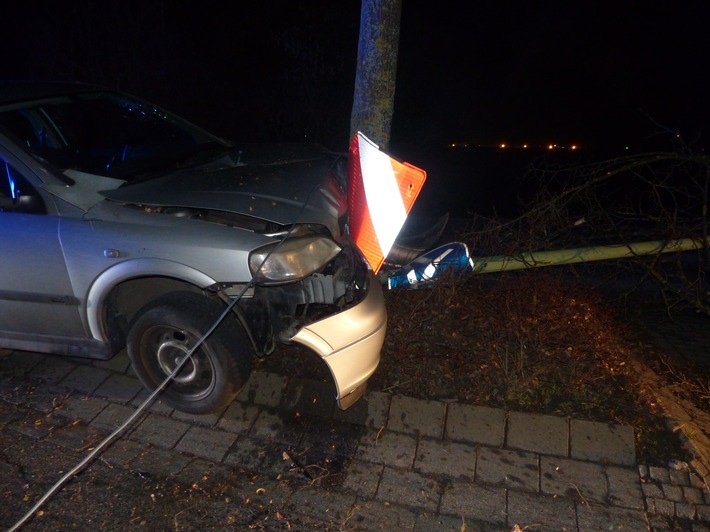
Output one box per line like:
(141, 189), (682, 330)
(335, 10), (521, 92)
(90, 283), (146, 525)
(0, 81), (101, 106)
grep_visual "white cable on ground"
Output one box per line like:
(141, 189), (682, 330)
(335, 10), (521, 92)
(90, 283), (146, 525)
(8, 280), (253, 532)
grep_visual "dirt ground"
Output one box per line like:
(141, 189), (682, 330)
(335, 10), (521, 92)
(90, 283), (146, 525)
(1, 266), (704, 530)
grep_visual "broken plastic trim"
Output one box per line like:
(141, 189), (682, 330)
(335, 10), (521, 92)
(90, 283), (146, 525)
(385, 242), (474, 289)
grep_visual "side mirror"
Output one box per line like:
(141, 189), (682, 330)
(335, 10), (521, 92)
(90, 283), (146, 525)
(0, 194), (45, 214)
(16, 194), (45, 214)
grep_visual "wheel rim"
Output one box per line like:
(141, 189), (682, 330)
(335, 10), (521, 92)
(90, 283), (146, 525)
(143, 326), (216, 402)
(156, 339), (199, 384)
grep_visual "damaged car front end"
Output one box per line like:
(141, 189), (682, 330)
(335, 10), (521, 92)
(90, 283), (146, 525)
(238, 229), (386, 409)
(247, 229), (386, 409)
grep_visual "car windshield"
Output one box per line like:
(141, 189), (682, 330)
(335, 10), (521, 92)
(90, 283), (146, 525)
(0, 91), (231, 182)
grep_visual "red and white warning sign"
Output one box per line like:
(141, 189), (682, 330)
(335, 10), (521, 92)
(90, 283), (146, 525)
(347, 132), (427, 274)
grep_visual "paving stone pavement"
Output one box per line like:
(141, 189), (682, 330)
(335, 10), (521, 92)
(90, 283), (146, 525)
(1, 348), (709, 531)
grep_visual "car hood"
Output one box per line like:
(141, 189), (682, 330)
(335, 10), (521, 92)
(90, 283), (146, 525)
(101, 151), (345, 235)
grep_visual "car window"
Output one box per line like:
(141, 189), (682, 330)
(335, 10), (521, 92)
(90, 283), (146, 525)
(0, 111), (42, 148)
(0, 92), (227, 182)
(0, 158), (46, 214)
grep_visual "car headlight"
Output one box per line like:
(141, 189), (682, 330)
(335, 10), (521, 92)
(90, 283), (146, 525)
(249, 235), (342, 285)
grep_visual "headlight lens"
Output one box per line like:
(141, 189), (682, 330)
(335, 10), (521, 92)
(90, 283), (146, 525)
(249, 235), (342, 285)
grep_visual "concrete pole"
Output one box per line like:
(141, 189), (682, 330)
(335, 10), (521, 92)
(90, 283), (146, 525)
(472, 237), (710, 273)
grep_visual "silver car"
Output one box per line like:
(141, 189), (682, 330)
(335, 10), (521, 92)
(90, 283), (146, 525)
(0, 82), (386, 414)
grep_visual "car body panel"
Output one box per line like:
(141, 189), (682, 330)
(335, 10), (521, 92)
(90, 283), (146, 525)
(65, 204), (268, 285)
(101, 157), (343, 236)
(0, 212), (84, 336)
(291, 272), (386, 409)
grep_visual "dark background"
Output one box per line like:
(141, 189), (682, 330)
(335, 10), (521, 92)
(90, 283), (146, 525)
(2, 1), (709, 215)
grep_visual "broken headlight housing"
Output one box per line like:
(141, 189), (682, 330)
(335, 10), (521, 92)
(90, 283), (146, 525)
(249, 235), (342, 285)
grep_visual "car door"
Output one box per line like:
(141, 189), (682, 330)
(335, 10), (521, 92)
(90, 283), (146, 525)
(0, 157), (86, 338)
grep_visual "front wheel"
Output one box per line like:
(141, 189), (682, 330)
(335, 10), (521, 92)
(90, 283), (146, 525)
(127, 292), (252, 414)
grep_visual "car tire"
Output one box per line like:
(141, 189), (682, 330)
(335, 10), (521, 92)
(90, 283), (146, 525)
(127, 291), (252, 415)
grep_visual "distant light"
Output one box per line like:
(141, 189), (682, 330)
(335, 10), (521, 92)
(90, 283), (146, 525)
(625, 146), (630, 150)
(522, 144), (528, 149)
(548, 144), (554, 150)
(571, 145), (577, 150)
(500, 143), (506, 149)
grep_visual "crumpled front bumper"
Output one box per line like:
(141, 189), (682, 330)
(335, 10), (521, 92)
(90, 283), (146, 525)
(291, 271), (386, 409)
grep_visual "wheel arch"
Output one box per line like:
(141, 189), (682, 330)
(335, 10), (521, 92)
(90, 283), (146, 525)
(87, 258), (217, 353)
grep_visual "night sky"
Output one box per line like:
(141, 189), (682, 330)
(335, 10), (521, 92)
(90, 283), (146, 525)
(393, 1), (710, 153)
(2, 1), (709, 156)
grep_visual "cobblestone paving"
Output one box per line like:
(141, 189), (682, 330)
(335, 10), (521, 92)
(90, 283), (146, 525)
(1, 348), (709, 530)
